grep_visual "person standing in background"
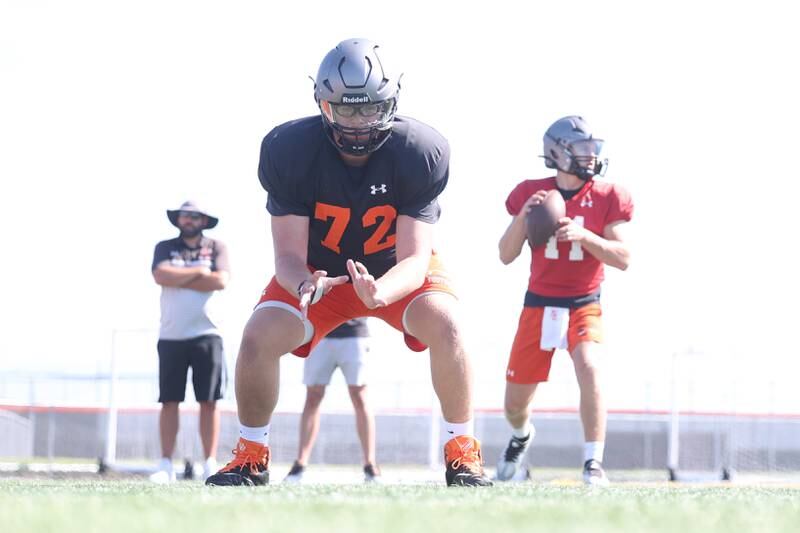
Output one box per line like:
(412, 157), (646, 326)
(284, 318), (380, 483)
(150, 201), (230, 483)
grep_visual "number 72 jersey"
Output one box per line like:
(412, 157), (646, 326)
(505, 177), (634, 298)
(258, 115), (450, 278)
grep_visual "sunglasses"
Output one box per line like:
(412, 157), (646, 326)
(331, 99), (394, 119)
(178, 211), (203, 220)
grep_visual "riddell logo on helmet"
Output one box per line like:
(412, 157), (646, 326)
(342, 94), (371, 104)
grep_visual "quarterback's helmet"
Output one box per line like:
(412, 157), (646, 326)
(314, 38), (401, 155)
(542, 116), (607, 180)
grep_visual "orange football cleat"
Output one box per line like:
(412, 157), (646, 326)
(443, 435), (493, 487)
(205, 438), (270, 486)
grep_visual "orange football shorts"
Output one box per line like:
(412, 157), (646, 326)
(255, 254), (456, 357)
(505, 303), (603, 384)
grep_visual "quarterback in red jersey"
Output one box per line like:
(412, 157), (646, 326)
(495, 116), (632, 486)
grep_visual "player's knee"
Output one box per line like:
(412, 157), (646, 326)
(407, 295), (464, 345)
(573, 354), (599, 378)
(239, 328), (264, 357)
(306, 386), (325, 406)
(425, 315), (464, 351)
(239, 327), (280, 362)
(348, 387), (367, 409)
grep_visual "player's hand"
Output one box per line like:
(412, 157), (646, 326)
(346, 259), (388, 310)
(298, 270), (349, 318)
(517, 190), (549, 221)
(555, 217), (589, 243)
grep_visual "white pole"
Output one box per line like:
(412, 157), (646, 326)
(104, 329), (119, 466)
(667, 351), (680, 471)
(427, 386), (440, 469)
(46, 406), (55, 471)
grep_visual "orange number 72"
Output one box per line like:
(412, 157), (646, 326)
(314, 202), (397, 255)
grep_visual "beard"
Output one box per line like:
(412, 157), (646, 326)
(179, 226), (203, 239)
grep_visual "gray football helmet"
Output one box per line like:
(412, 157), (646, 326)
(314, 38), (401, 155)
(542, 116), (607, 180)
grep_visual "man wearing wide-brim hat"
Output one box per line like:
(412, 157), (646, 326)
(166, 201), (220, 230)
(150, 200), (230, 483)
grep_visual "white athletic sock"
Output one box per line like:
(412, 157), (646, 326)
(512, 422), (534, 440)
(443, 419), (474, 441)
(584, 441), (605, 463)
(156, 457), (173, 472)
(239, 424), (270, 446)
(203, 457), (217, 478)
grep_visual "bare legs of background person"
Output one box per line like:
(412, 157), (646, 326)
(348, 385), (376, 467)
(296, 386), (325, 466)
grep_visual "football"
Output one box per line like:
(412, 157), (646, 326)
(526, 190), (566, 248)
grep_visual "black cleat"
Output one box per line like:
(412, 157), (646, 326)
(582, 459), (609, 486)
(495, 433), (531, 481)
(363, 463), (382, 483)
(283, 461), (305, 484)
(183, 459), (195, 480)
(205, 438), (270, 486)
(444, 436), (493, 487)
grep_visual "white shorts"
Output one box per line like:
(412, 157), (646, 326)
(303, 337), (370, 386)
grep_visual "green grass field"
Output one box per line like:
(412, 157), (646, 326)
(1, 478), (798, 533)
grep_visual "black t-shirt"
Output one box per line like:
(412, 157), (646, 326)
(325, 318), (370, 338)
(258, 115), (449, 278)
(151, 236), (229, 273)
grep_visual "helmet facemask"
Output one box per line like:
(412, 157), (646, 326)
(319, 97), (398, 155)
(543, 132), (608, 181)
(563, 138), (608, 181)
(314, 39), (402, 156)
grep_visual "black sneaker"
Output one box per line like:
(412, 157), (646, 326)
(444, 436), (493, 487)
(205, 438), (270, 486)
(495, 433), (531, 481)
(363, 463), (382, 483)
(283, 461), (305, 484)
(582, 459), (609, 486)
(183, 459), (195, 480)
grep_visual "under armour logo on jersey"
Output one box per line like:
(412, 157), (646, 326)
(507, 369), (515, 377)
(370, 184), (388, 195)
(580, 195), (593, 208)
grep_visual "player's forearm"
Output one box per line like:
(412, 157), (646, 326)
(153, 266), (208, 287)
(275, 255), (312, 299)
(580, 234), (630, 270)
(498, 216), (527, 265)
(375, 254), (429, 305)
(182, 271), (230, 292)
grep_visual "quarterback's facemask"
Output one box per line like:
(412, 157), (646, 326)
(567, 139), (608, 181)
(542, 115), (608, 181)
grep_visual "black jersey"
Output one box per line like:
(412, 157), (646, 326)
(325, 318), (369, 338)
(258, 115), (449, 278)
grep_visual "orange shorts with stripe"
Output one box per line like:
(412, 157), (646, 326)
(506, 303), (603, 384)
(255, 255), (456, 358)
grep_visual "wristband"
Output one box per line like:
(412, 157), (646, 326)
(297, 279), (324, 305)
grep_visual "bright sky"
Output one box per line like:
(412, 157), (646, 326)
(1, 1), (798, 413)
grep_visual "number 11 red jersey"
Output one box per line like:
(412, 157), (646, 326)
(505, 177), (633, 298)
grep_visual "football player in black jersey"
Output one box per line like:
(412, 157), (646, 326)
(205, 38), (491, 487)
